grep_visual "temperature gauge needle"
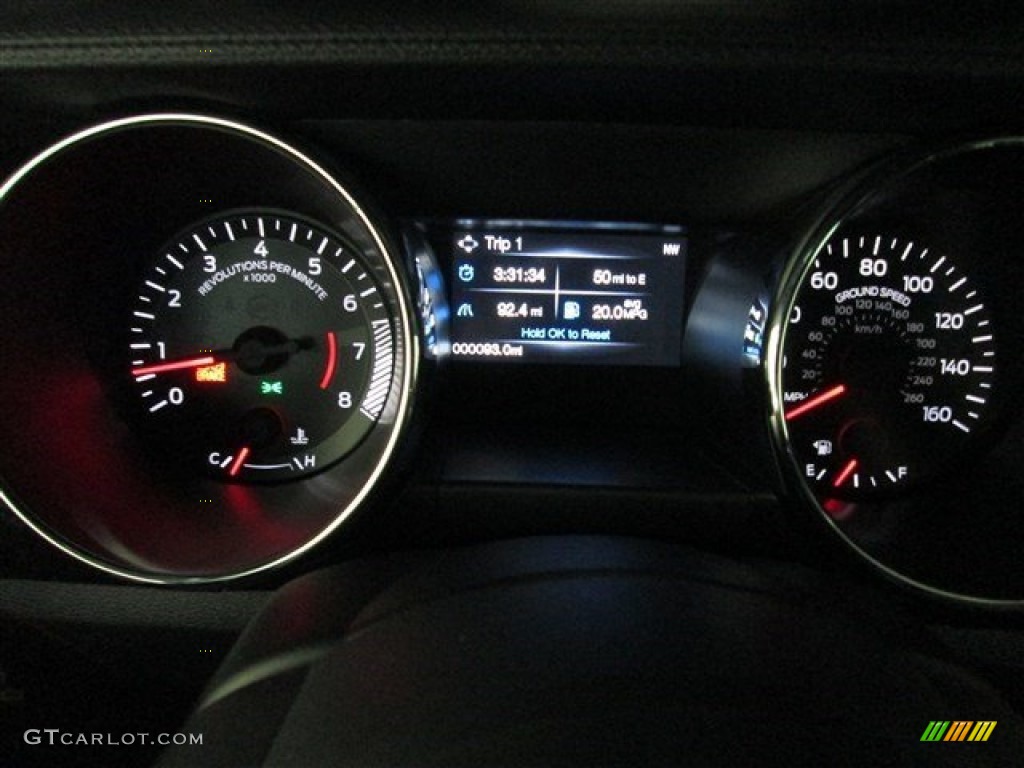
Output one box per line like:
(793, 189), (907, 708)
(228, 446), (251, 478)
(785, 383), (847, 421)
(833, 458), (859, 489)
(132, 355), (217, 377)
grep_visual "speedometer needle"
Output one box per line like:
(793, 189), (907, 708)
(785, 384), (847, 421)
(132, 355), (217, 377)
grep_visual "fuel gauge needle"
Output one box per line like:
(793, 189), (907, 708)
(228, 446), (251, 478)
(132, 355), (217, 377)
(785, 383), (847, 421)
(832, 458), (859, 489)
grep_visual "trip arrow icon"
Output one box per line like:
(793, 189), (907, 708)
(457, 235), (479, 254)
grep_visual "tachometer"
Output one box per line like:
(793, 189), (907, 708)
(0, 113), (420, 582)
(129, 210), (394, 482)
(779, 233), (995, 498)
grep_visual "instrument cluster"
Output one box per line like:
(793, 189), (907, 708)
(0, 115), (1022, 606)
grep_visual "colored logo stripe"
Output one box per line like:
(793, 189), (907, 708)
(968, 722), (997, 742)
(920, 721), (996, 742)
(944, 721), (973, 741)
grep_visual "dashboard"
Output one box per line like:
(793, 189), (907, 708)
(4, 3), (1024, 766)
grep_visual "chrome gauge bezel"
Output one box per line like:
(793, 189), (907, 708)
(0, 114), (420, 584)
(766, 137), (1024, 606)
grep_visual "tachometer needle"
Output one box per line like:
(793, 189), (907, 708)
(784, 383), (847, 421)
(832, 458), (859, 489)
(228, 446), (250, 478)
(132, 355), (217, 377)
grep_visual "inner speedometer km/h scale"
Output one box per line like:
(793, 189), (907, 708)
(129, 210), (394, 483)
(779, 233), (995, 498)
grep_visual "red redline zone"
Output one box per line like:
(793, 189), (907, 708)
(319, 331), (338, 390)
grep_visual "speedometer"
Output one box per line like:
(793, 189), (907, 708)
(762, 139), (1024, 602)
(779, 233), (995, 498)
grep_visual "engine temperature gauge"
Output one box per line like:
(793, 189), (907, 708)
(129, 211), (394, 482)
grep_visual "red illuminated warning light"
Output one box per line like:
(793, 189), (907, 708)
(195, 363), (228, 383)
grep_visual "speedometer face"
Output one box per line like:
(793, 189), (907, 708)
(128, 211), (394, 482)
(781, 234), (995, 498)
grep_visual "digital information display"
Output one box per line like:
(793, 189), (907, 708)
(449, 226), (686, 365)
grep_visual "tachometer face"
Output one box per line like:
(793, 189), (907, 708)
(780, 234), (995, 498)
(129, 211), (394, 482)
